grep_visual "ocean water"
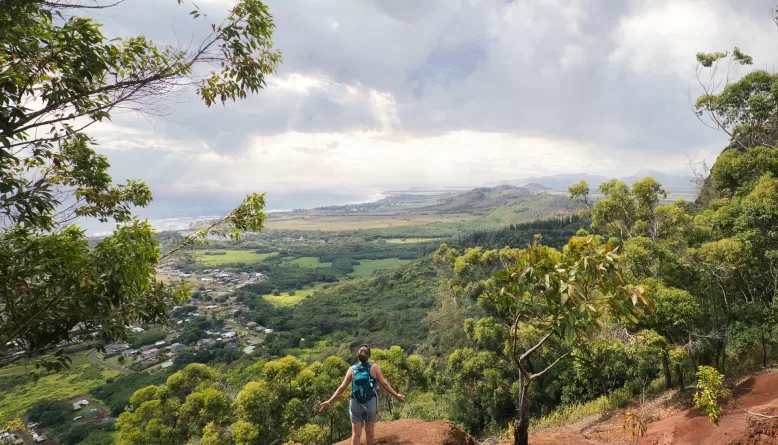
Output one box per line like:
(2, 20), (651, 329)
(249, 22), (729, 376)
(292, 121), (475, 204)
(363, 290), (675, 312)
(77, 190), (383, 236)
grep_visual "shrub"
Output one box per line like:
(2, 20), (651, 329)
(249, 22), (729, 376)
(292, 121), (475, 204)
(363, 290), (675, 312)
(693, 366), (731, 425)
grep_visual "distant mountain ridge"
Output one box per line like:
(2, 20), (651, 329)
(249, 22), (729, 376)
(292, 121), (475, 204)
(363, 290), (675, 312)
(484, 169), (693, 192)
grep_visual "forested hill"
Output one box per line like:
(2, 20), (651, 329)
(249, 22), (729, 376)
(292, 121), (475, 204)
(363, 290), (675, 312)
(288, 258), (438, 351)
(422, 185), (572, 216)
(263, 216), (587, 354)
(265, 185), (579, 234)
(446, 215), (587, 250)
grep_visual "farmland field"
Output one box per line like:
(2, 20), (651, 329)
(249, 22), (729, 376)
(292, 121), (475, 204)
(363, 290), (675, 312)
(349, 258), (412, 277)
(264, 213), (476, 230)
(262, 284), (325, 306)
(193, 250), (277, 265)
(283, 257), (332, 268)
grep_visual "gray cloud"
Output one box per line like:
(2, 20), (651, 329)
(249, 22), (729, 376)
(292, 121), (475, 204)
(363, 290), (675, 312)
(84, 0), (778, 200)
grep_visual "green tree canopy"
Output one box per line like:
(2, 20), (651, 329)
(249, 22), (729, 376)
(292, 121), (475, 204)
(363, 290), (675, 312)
(0, 0), (280, 370)
(437, 235), (651, 445)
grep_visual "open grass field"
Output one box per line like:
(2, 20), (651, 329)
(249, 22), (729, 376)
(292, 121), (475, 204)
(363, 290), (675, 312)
(349, 258), (412, 277)
(262, 288), (316, 306)
(283, 340), (337, 362)
(385, 238), (445, 244)
(264, 213), (476, 231)
(283, 257), (332, 268)
(0, 352), (92, 378)
(193, 250), (277, 265)
(0, 360), (120, 419)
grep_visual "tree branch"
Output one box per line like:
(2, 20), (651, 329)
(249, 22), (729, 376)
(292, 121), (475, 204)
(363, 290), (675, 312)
(519, 333), (552, 364)
(532, 347), (573, 379)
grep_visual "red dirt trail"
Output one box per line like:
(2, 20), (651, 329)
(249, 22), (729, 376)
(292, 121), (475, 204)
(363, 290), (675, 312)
(332, 419), (476, 445)
(639, 372), (778, 445)
(322, 372), (778, 445)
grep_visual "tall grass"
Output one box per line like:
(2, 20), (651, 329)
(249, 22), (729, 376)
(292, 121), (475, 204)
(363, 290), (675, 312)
(531, 377), (665, 431)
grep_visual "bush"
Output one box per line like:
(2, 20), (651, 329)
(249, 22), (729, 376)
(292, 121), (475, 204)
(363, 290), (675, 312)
(26, 400), (70, 428)
(694, 366), (731, 425)
(288, 423), (327, 445)
(272, 289), (281, 296)
(289, 290), (296, 296)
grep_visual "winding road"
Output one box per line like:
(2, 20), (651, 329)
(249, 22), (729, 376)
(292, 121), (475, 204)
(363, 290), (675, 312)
(87, 350), (136, 374)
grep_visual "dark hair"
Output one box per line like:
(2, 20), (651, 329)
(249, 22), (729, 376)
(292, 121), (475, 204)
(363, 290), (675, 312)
(357, 344), (371, 363)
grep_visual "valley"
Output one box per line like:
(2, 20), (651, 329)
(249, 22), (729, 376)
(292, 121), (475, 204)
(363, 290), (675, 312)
(10, 2), (778, 444)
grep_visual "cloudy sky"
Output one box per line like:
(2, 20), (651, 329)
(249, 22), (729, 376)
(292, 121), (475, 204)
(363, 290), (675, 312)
(84, 0), (778, 214)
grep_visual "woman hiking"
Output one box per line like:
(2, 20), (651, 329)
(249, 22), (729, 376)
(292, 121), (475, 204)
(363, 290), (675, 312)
(319, 344), (405, 445)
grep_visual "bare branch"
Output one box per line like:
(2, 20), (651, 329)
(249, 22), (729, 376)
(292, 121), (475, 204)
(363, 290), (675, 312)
(532, 347), (573, 379)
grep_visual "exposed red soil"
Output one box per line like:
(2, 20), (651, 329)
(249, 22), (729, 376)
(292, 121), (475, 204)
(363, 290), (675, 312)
(322, 372), (778, 445)
(332, 419), (476, 445)
(638, 372), (778, 445)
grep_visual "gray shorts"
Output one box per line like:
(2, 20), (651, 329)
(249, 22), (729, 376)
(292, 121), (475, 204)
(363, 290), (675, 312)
(350, 397), (378, 423)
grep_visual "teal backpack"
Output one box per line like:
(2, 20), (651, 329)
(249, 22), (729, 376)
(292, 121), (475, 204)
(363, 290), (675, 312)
(351, 362), (376, 403)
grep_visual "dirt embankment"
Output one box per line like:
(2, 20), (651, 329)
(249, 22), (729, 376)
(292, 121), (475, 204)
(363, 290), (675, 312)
(332, 419), (476, 445)
(321, 372), (778, 445)
(639, 372), (778, 445)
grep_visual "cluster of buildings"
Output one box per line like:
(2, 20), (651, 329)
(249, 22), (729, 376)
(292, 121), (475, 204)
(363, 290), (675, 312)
(157, 265), (265, 296)
(118, 341), (186, 359)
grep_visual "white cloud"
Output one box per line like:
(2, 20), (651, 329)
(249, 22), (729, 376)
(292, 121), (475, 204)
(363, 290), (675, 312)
(608, 0), (777, 79)
(84, 0), (778, 204)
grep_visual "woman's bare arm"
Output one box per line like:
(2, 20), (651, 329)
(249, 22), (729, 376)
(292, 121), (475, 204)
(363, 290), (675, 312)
(320, 367), (353, 411)
(373, 364), (405, 402)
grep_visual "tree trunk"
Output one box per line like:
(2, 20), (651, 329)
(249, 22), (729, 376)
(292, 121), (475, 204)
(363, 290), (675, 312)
(661, 353), (672, 389)
(761, 325), (768, 368)
(675, 364), (685, 392)
(720, 286), (731, 374)
(513, 407), (530, 445)
(514, 377), (531, 445)
(714, 342), (721, 371)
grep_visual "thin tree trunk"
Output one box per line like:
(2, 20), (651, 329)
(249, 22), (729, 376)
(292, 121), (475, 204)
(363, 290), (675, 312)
(675, 364), (685, 392)
(761, 325), (768, 368)
(714, 342), (721, 371)
(514, 377), (531, 445)
(661, 353), (672, 389)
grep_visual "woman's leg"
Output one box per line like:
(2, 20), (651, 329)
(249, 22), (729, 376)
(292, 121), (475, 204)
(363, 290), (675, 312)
(351, 421), (363, 445)
(365, 421), (375, 445)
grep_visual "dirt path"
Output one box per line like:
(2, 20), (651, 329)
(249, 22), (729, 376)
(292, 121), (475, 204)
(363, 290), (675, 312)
(332, 419), (476, 445)
(87, 350), (135, 374)
(317, 372), (778, 445)
(638, 372), (778, 445)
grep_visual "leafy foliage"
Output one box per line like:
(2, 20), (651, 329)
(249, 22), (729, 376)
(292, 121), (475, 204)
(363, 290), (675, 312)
(0, 0), (279, 370)
(436, 235), (650, 444)
(693, 366), (731, 425)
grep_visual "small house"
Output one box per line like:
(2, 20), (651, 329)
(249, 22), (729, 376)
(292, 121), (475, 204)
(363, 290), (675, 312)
(222, 331), (237, 339)
(246, 321), (257, 328)
(141, 348), (159, 356)
(155, 340), (166, 347)
(72, 399), (89, 410)
(122, 349), (137, 357)
(160, 360), (174, 369)
(243, 345), (256, 354)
